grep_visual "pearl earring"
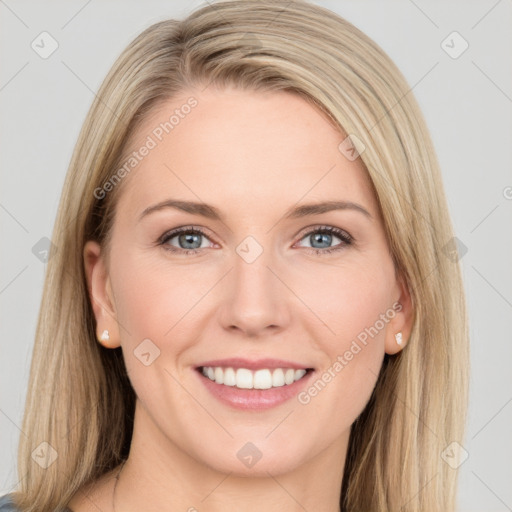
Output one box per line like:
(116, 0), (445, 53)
(100, 329), (110, 342)
(395, 332), (403, 346)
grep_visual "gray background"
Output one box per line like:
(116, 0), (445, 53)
(1, 1), (511, 510)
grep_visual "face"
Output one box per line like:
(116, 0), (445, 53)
(85, 86), (412, 477)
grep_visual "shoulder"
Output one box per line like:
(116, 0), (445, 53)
(0, 467), (120, 512)
(0, 494), (19, 511)
(0, 493), (73, 512)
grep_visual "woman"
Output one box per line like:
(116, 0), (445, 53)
(1, 0), (469, 510)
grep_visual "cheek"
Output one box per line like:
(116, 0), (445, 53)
(296, 258), (393, 410)
(109, 253), (199, 409)
(108, 249), (218, 398)
(110, 249), (204, 340)
(296, 254), (395, 347)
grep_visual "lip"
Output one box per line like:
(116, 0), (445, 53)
(196, 357), (314, 371)
(195, 365), (315, 411)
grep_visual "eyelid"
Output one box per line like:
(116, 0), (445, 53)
(293, 224), (353, 241)
(158, 224), (354, 254)
(292, 225), (353, 251)
(158, 225), (217, 244)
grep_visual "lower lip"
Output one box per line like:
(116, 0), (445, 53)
(196, 368), (315, 410)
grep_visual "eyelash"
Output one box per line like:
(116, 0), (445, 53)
(158, 225), (354, 256)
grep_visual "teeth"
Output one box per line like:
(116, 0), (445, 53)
(214, 367), (224, 384)
(295, 368), (307, 380)
(201, 366), (309, 389)
(223, 367), (236, 386)
(254, 369), (272, 389)
(236, 368), (253, 389)
(272, 368), (285, 387)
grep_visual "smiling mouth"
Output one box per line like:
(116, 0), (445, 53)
(197, 366), (314, 390)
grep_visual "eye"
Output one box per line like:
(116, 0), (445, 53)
(294, 225), (353, 255)
(159, 226), (214, 255)
(158, 225), (354, 256)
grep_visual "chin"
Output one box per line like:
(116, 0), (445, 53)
(195, 442), (307, 477)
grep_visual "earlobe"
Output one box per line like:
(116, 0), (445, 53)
(83, 240), (121, 348)
(385, 274), (414, 355)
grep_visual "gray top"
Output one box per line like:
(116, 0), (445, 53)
(0, 494), (73, 511)
(0, 495), (17, 512)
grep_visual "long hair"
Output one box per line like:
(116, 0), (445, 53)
(13, 1), (469, 510)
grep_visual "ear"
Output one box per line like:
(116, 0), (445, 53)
(83, 240), (121, 349)
(385, 272), (414, 355)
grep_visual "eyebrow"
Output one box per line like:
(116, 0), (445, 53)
(138, 199), (372, 222)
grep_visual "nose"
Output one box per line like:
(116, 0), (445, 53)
(218, 247), (291, 337)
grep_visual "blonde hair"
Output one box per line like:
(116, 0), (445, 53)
(13, 1), (469, 510)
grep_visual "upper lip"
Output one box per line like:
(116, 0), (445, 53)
(196, 358), (314, 371)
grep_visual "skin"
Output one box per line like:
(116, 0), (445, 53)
(73, 86), (413, 512)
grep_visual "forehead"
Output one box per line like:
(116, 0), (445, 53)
(115, 87), (378, 220)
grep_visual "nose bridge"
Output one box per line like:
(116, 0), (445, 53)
(219, 236), (290, 335)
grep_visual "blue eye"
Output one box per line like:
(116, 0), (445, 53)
(296, 225), (353, 255)
(159, 226), (213, 255)
(158, 225), (353, 256)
